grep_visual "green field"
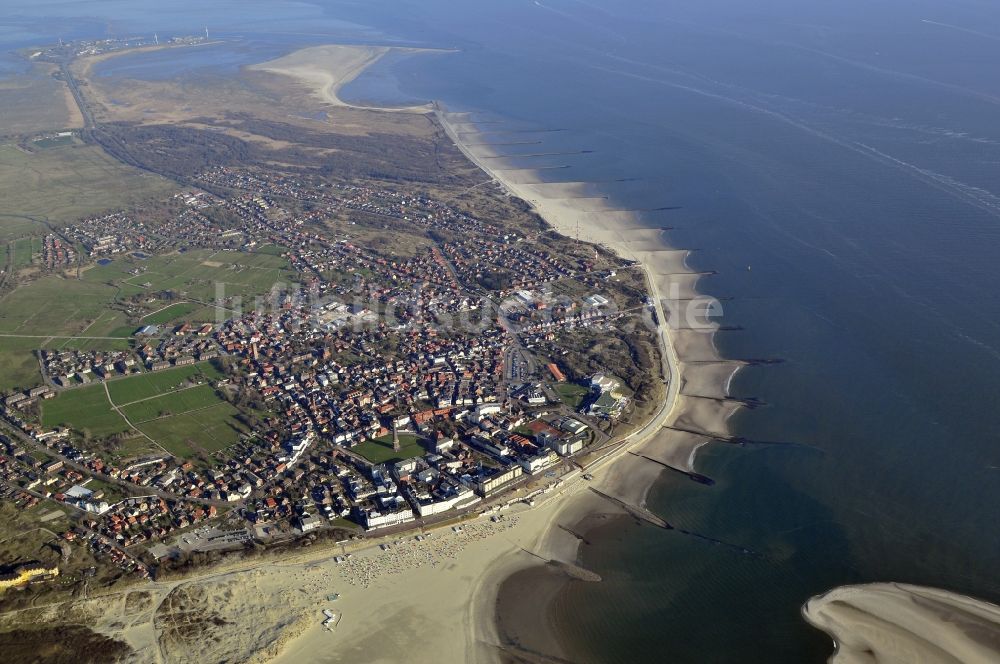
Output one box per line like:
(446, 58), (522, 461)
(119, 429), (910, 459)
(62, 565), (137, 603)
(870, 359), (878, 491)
(554, 382), (590, 409)
(58, 335), (133, 352)
(0, 276), (119, 336)
(0, 216), (42, 241)
(40, 361), (241, 457)
(108, 437), (165, 462)
(0, 333), (132, 392)
(0, 244), (288, 392)
(0, 352), (40, 391)
(119, 384), (221, 423)
(137, 402), (247, 458)
(139, 302), (199, 325)
(0, 337), (42, 392)
(0, 142), (175, 243)
(254, 243), (289, 256)
(107, 362), (215, 405)
(12, 236), (41, 267)
(81, 249), (295, 304)
(352, 434), (425, 465)
(41, 384), (130, 439)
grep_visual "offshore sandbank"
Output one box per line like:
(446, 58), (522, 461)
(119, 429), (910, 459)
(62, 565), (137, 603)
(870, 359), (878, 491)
(803, 583), (1000, 663)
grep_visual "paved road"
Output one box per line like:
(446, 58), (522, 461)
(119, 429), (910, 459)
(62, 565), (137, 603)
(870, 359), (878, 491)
(578, 264), (680, 474)
(59, 62), (95, 129)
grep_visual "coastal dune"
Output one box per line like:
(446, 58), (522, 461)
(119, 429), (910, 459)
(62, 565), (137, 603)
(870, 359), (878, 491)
(803, 583), (1000, 663)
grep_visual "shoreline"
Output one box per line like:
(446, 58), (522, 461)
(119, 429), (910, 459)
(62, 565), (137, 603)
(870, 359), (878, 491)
(436, 107), (742, 660)
(436, 107), (1000, 664)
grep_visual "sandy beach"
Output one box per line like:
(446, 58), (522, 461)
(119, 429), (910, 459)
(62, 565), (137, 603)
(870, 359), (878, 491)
(249, 44), (443, 113)
(18, 497), (592, 664)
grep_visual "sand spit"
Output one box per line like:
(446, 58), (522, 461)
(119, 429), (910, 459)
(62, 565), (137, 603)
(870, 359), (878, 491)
(249, 44), (443, 113)
(803, 583), (1000, 663)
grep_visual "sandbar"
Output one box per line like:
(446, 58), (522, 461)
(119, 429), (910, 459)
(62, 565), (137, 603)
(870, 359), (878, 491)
(803, 583), (1000, 663)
